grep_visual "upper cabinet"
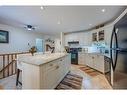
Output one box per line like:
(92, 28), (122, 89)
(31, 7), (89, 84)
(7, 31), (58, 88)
(92, 32), (97, 41)
(64, 31), (92, 46)
(64, 23), (114, 46)
(64, 33), (79, 46)
(92, 23), (114, 45)
(98, 30), (104, 41)
(92, 28), (105, 42)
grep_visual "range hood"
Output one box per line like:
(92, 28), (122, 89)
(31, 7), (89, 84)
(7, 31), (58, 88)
(68, 41), (79, 44)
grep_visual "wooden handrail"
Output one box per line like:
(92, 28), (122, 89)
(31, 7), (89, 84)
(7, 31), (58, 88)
(0, 60), (16, 73)
(0, 52), (29, 56)
(0, 52), (29, 79)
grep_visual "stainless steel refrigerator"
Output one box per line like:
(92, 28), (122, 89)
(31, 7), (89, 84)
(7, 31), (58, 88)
(110, 14), (127, 89)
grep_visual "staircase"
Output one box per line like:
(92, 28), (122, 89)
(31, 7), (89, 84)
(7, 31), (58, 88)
(0, 52), (29, 79)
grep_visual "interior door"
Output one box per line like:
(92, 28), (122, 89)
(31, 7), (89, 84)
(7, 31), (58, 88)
(36, 38), (44, 52)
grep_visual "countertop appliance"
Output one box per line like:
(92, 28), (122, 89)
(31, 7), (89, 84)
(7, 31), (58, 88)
(110, 14), (127, 89)
(69, 48), (81, 65)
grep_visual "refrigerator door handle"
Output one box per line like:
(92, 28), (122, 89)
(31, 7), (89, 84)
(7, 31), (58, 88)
(110, 27), (118, 71)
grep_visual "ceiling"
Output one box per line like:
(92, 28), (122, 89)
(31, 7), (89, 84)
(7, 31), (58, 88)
(0, 6), (126, 36)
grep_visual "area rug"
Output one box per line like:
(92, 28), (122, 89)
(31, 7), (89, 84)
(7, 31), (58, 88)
(79, 66), (101, 77)
(55, 73), (83, 89)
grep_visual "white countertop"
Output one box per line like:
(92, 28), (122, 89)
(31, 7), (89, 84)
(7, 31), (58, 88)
(17, 53), (68, 66)
(78, 52), (110, 58)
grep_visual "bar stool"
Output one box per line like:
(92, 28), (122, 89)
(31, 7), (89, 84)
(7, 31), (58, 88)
(16, 69), (22, 86)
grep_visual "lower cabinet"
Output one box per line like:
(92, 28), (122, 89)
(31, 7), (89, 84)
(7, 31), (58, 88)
(93, 55), (104, 73)
(22, 54), (71, 89)
(44, 66), (59, 89)
(42, 55), (71, 89)
(87, 54), (94, 68)
(78, 53), (105, 73)
(78, 53), (85, 65)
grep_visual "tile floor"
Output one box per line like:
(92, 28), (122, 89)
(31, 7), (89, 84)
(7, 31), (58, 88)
(0, 64), (112, 89)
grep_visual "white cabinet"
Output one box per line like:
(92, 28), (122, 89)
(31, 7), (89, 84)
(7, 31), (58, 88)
(86, 54), (94, 68)
(79, 53), (105, 73)
(64, 23), (113, 46)
(78, 53), (85, 65)
(91, 24), (113, 45)
(85, 32), (92, 46)
(64, 33), (79, 46)
(44, 64), (59, 89)
(96, 55), (104, 72)
(21, 54), (71, 89)
(42, 55), (71, 89)
(64, 31), (92, 46)
(93, 55), (104, 73)
(78, 33), (84, 46)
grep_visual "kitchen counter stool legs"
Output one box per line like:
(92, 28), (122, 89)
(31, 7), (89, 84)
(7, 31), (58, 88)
(16, 69), (22, 86)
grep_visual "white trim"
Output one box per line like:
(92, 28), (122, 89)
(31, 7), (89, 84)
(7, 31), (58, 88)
(113, 8), (127, 25)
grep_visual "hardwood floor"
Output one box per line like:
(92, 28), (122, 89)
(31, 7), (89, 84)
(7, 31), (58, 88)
(71, 64), (112, 89)
(0, 64), (112, 89)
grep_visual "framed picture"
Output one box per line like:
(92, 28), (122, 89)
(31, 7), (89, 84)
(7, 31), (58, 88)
(0, 30), (9, 43)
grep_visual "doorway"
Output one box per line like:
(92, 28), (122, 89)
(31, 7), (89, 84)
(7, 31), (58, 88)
(36, 38), (44, 52)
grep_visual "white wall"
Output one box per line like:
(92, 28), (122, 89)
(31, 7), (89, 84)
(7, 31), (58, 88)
(54, 39), (61, 52)
(0, 23), (57, 54)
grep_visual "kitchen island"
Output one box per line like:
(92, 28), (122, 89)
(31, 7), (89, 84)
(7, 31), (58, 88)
(17, 53), (71, 89)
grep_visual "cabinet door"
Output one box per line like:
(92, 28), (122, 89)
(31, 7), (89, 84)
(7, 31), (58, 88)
(95, 55), (104, 73)
(22, 62), (40, 89)
(86, 54), (93, 67)
(84, 54), (87, 65)
(87, 32), (92, 46)
(63, 55), (71, 75)
(85, 54), (89, 66)
(93, 55), (98, 70)
(44, 66), (57, 89)
(90, 55), (94, 68)
(44, 60), (61, 89)
(78, 53), (85, 65)
(54, 62), (62, 85)
(98, 55), (104, 73)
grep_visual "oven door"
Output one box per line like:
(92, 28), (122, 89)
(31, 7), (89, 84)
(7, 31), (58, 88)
(71, 53), (78, 65)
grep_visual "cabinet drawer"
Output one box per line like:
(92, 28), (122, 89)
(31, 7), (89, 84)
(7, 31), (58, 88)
(45, 61), (58, 71)
(45, 58), (62, 71)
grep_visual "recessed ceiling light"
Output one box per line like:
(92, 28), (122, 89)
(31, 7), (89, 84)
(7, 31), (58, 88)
(89, 24), (92, 26)
(101, 9), (106, 12)
(40, 6), (44, 10)
(57, 21), (61, 25)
